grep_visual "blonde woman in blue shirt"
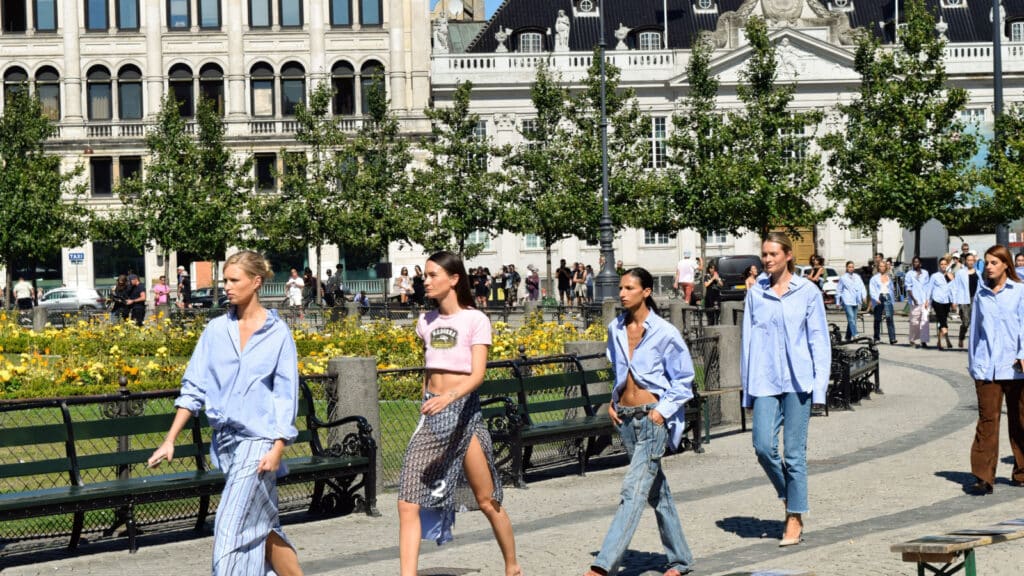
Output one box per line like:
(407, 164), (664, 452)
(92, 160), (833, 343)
(585, 267), (695, 576)
(869, 260), (898, 345)
(742, 232), (830, 547)
(967, 244), (1024, 494)
(930, 257), (956, 350)
(148, 251), (302, 576)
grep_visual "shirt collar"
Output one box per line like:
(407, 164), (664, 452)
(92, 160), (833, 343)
(978, 278), (1020, 295)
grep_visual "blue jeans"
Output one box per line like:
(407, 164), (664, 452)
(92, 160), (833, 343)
(751, 392), (812, 514)
(592, 413), (693, 574)
(843, 305), (859, 340)
(873, 295), (896, 342)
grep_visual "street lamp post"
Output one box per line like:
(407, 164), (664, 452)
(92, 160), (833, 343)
(993, 0), (1009, 246)
(594, 0), (619, 302)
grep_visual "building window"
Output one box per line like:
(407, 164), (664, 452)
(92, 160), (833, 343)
(199, 0), (220, 28)
(249, 0), (270, 27)
(168, 64), (194, 118)
(91, 157), (114, 196)
(120, 156), (142, 182)
(86, 66), (112, 120)
(250, 63), (274, 117)
(331, 61), (355, 115)
(471, 119), (488, 168)
(848, 227), (870, 241)
(116, 0), (139, 29)
(360, 60), (383, 115)
(330, 0), (351, 26)
(118, 65), (143, 119)
(168, 0), (190, 29)
(280, 62), (305, 116)
(35, 0), (58, 31)
(648, 116), (666, 169)
(359, 0), (381, 25)
(467, 230), (491, 251)
(960, 107), (985, 126)
(86, 0), (108, 30)
(3, 0), (28, 31)
(519, 32), (543, 53)
(643, 230), (671, 245)
(199, 64), (224, 114)
(706, 230), (728, 244)
(254, 153), (277, 192)
(3, 67), (28, 102)
(1013, 22), (1024, 43)
(780, 119), (807, 164)
(638, 31), (662, 51)
(279, 0), (301, 26)
(35, 67), (60, 120)
(524, 234), (544, 250)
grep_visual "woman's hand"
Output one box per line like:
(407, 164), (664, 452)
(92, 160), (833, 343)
(147, 441), (175, 468)
(421, 392), (456, 415)
(608, 404), (622, 425)
(257, 442), (285, 475)
(648, 409), (665, 426)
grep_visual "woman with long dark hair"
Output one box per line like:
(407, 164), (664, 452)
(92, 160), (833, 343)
(930, 256), (955, 350)
(584, 267), (695, 576)
(399, 251), (522, 576)
(966, 244), (1024, 494)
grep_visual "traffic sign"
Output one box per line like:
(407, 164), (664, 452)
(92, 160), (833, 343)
(68, 252), (85, 264)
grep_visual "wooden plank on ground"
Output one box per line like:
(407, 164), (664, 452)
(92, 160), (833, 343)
(891, 526), (1024, 555)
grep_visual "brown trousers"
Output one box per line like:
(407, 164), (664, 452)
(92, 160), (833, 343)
(971, 379), (1024, 485)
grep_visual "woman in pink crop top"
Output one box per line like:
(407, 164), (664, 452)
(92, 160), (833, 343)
(397, 251), (522, 576)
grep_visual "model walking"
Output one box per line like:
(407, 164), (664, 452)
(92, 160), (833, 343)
(905, 256), (932, 348)
(953, 252), (979, 348)
(148, 251), (302, 575)
(742, 233), (830, 546)
(585, 267), (695, 576)
(398, 251), (522, 576)
(837, 260), (866, 341)
(930, 257), (955, 350)
(869, 260), (898, 345)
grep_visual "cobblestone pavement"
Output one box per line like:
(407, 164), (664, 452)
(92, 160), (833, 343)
(5, 332), (1024, 575)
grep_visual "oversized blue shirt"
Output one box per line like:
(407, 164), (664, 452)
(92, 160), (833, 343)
(905, 269), (932, 306)
(175, 309), (300, 445)
(929, 270), (955, 304)
(951, 268), (977, 305)
(836, 272), (866, 307)
(741, 274), (831, 408)
(868, 273), (895, 305)
(968, 279), (1024, 381)
(606, 311), (694, 451)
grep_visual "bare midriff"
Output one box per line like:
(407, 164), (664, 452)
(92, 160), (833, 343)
(618, 370), (659, 407)
(425, 370), (473, 397)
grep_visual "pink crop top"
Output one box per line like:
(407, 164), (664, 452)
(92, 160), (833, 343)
(417, 309), (492, 373)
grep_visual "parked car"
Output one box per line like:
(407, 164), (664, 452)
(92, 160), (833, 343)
(795, 265), (839, 302)
(189, 287), (229, 309)
(714, 255), (764, 302)
(37, 287), (106, 312)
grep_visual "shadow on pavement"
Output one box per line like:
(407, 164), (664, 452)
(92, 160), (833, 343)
(715, 516), (784, 539)
(935, 470), (985, 495)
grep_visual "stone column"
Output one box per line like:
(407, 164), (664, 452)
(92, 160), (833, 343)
(601, 299), (617, 326)
(523, 299), (538, 320)
(61, 0), (84, 125)
(309, 0), (327, 82)
(669, 301), (684, 333)
(704, 325), (742, 425)
(32, 306), (48, 332)
(226, 0), (247, 121)
(327, 356), (383, 497)
(145, 0), (165, 120)
(564, 340), (611, 413)
(720, 301), (744, 326)
(387, 0), (407, 111)
(408, 0), (431, 112)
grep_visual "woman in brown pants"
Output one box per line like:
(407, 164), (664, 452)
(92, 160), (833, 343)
(967, 245), (1024, 494)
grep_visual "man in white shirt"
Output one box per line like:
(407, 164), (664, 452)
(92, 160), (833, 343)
(13, 276), (34, 310)
(286, 268), (304, 308)
(674, 251), (697, 303)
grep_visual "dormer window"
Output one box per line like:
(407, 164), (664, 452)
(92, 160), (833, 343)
(694, 0), (717, 13)
(519, 31), (543, 53)
(1012, 21), (1024, 42)
(638, 31), (662, 51)
(940, 0), (965, 8)
(828, 0), (854, 12)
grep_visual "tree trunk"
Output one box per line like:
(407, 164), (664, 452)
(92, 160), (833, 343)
(4, 265), (11, 310)
(871, 228), (879, 264)
(315, 245), (322, 306)
(212, 260), (221, 309)
(699, 232), (707, 274)
(544, 243), (554, 300)
(914, 227), (921, 258)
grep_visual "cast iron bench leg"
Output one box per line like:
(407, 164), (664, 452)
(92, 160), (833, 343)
(68, 511), (85, 550)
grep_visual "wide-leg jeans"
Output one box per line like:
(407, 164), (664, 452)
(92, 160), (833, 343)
(752, 392), (812, 514)
(592, 414), (693, 574)
(843, 305), (859, 340)
(873, 296), (896, 343)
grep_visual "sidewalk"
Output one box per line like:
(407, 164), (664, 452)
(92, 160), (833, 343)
(5, 336), (1024, 575)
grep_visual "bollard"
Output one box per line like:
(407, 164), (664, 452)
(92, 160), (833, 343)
(601, 299), (617, 326)
(327, 356), (383, 497)
(720, 301), (744, 326)
(32, 306), (47, 332)
(344, 301), (359, 322)
(155, 304), (171, 323)
(704, 325), (742, 425)
(524, 300), (538, 323)
(669, 302), (684, 334)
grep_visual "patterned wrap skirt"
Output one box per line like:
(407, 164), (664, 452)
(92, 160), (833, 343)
(211, 428), (295, 575)
(398, 391), (503, 545)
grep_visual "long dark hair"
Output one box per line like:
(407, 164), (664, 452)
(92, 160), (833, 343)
(624, 267), (658, 315)
(427, 251), (475, 309)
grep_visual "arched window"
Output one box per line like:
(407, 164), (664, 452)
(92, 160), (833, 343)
(638, 31), (662, 51)
(3, 66), (28, 103)
(331, 61), (355, 115)
(280, 62), (305, 116)
(86, 66), (112, 120)
(118, 65), (143, 120)
(518, 32), (543, 53)
(250, 63), (274, 117)
(360, 60), (383, 116)
(35, 67), (61, 120)
(199, 63), (224, 115)
(169, 64), (194, 117)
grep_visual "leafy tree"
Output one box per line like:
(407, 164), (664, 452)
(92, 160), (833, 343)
(725, 17), (826, 241)
(411, 81), (510, 258)
(977, 104), (1024, 232)
(0, 89), (89, 306)
(821, 0), (978, 256)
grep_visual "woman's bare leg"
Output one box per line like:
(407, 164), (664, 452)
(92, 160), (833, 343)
(398, 499), (422, 576)
(464, 435), (522, 576)
(265, 531), (303, 576)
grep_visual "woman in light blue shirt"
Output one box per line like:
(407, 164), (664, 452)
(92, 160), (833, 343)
(966, 245), (1024, 494)
(869, 260), (898, 344)
(741, 233), (830, 547)
(930, 257), (956, 350)
(586, 268), (694, 576)
(837, 260), (866, 341)
(952, 253), (979, 348)
(148, 251), (302, 575)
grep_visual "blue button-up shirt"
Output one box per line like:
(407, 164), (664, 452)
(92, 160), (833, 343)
(607, 312), (694, 451)
(175, 309), (300, 444)
(868, 273), (895, 305)
(837, 272), (866, 307)
(741, 274), (831, 407)
(951, 268), (977, 305)
(905, 269), (932, 306)
(929, 270), (955, 304)
(968, 279), (1024, 381)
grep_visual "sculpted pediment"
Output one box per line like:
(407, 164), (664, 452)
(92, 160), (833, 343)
(711, 0), (857, 49)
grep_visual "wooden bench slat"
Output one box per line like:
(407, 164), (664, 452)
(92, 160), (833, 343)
(72, 413), (176, 440)
(519, 373), (585, 393)
(77, 445), (204, 470)
(523, 397), (590, 414)
(478, 378), (522, 395)
(0, 457), (73, 479)
(0, 423), (68, 447)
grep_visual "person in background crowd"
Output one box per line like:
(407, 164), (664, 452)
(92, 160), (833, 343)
(323, 269), (337, 307)
(474, 267), (490, 309)
(126, 274), (147, 327)
(742, 232), (830, 548)
(525, 264), (540, 301)
(807, 255), (825, 291)
(1015, 253), (1024, 280)
(13, 276), (34, 310)
(616, 260), (626, 276)
(674, 251), (697, 303)
(930, 257), (956, 350)
(873, 252), (884, 273)
(837, 261), (866, 341)
(905, 256), (932, 348)
(152, 275), (170, 308)
(301, 268), (317, 308)
(354, 290), (371, 312)
(869, 260), (898, 345)
(703, 263), (723, 326)
(177, 265), (192, 309)
(690, 257), (705, 307)
(109, 274), (131, 323)
(506, 264), (521, 306)
(285, 268), (304, 310)
(953, 252), (979, 348)
(493, 266), (507, 305)
(573, 262), (587, 305)
(557, 259), (573, 306)
(744, 265), (759, 289)
(585, 264), (595, 304)
(413, 265), (426, 306)
(966, 244), (1024, 495)
(394, 267), (413, 305)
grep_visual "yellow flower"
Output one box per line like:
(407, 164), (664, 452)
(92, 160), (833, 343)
(0, 370), (11, 382)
